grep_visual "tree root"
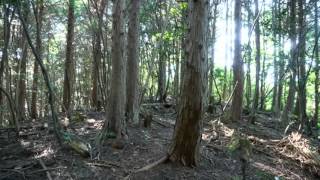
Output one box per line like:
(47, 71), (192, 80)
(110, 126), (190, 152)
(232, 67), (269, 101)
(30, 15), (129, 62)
(124, 155), (169, 179)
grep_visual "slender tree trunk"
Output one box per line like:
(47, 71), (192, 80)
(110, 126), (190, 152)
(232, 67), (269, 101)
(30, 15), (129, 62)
(281, 0), (297, 124)
(297, 0), (307, 130)
(91, 0), (106, 111)
(63, 0), (76, 114)
(314, 0), (319, 128)
(169, 0), (208, 166)
(277, 35), (285, 112)
(222, 0), (229, 100)
(245, 0), (252, 109)
(208, 3), (218, 105)
(260, 40), (266, 111)
(252, 0), (261, 118)
(17, 24), (28, 121)
(173, 40), (180, 98)
(18, 6), (63, 144)
(100, 0), (126, 139)
(231, 0), (243, 121)
(157, 0), (166, 103)
(30, 0), (44, 119)
(272, 0), (280, 117)
(126, 0), (140, 123)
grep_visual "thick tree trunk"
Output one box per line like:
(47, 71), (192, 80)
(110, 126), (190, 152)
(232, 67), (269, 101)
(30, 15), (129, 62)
(91, 34), (101, 110)
(126, 0), (140, 123)
(169, 0), (208, 166)
(63, 0), (76, 114)
(0, 5), (10, 109)
(231, 0), (243, 121)
(100, 0), (126, 139)
(281, 0), (297, 124)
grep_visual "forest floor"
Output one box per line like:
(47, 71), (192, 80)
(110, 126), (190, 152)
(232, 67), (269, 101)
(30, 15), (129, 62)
(1, 104), (320, 180)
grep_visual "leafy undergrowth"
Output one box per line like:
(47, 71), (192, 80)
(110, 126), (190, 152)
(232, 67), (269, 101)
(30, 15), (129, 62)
(1, 104), (319, 180)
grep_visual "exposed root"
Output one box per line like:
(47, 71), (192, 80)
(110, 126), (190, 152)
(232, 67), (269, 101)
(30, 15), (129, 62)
(124, 155), (169, 179)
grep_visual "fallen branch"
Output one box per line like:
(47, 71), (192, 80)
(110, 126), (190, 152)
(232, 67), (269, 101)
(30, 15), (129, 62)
(135, 156), (168, 173)
(87, 160), (121, 169)
(0, 168), (25, 179)
(27, 167), (65, 175)
(152, 119), (170, 128)
(87, 162), (112, 168)
(206, 144), (225, 152)
(38, 159), (53, 180)
(222, 81), (238, 113)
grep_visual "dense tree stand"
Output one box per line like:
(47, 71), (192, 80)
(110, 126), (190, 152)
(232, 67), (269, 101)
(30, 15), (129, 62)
(2, 0), (320, 179)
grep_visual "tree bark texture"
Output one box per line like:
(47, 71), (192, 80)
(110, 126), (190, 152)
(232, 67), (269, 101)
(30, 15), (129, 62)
(169, 0), (208, 166)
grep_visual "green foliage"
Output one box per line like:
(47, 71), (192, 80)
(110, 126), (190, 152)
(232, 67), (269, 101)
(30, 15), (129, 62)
(0, 0), (18, 6)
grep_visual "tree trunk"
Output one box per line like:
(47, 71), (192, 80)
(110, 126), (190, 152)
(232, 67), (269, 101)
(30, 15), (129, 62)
(100, 0), (126, 140)
(17, 22), (28, 121)
(297, 0), (307, 130)
(30, 0), (44, 119)
(208, 3), (218, 105)
(222, 0), (229, 101)
(63, 0), (76, 114)
(231, 0), (243, 121)
(157, 0), (166, 103)
(169, 0), (208, 166)
(281, 0), (297, 124)
(252, 0), (261, 114)
(0, 5), (10, 109)
(314, 0), (319, 128)
(173, 40), (180, 98)
(260, 34), (267, 111)
(18, 7), (62, 144)
(126, 0), (140, 123)
(272, 0), (280, 117)
(91, 0), (106, 111)
(245, 0), (252, 109)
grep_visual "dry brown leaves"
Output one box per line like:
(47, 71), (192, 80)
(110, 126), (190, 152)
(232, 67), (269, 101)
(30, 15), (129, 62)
(276, 132), (320, 176)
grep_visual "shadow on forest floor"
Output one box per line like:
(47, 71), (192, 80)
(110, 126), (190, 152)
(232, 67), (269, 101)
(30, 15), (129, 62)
(0, 104), (320, 180)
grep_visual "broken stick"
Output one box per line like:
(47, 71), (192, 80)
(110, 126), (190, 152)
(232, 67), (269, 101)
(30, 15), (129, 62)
(38, 159), (53, 180)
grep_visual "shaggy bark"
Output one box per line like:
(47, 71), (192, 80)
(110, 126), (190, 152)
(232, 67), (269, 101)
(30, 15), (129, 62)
(169, 0), (208, 166)
(126, 0), (141, 123)
(63, 0), (76, 114)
